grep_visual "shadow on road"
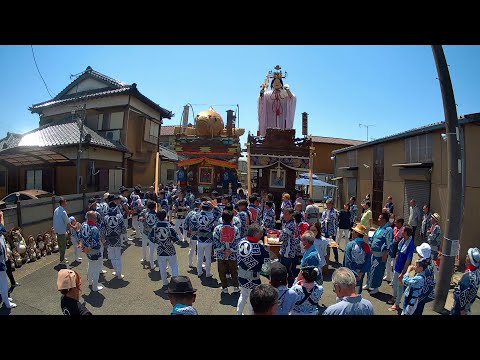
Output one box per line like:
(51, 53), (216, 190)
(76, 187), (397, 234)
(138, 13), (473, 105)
(148, 269), (161, 281)
(82, 290), (106, 307)
(104, 277), (130, 289)
(368, 291), (391, 303)
(200, 276), (220, 288)
(219, 292), (240, 307)
(0, 306), (13, 315)
(153, 286), (170, 300)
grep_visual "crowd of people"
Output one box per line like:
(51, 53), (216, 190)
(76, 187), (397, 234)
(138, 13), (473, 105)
(1, 186), (479, 316)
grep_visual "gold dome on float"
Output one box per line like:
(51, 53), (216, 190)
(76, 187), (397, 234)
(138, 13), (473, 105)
(195, 106), (224, 136)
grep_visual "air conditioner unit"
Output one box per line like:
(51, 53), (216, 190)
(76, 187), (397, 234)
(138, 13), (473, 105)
(105, 130), (120, 142)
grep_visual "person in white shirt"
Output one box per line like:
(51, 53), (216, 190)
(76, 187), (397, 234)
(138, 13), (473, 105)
(53, 197), (74, 265)
(408, 199), (422, 242)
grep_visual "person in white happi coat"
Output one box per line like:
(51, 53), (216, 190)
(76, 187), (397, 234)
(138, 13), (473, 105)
(139, 200), (158, 268)
(184, 199), (202, 268)
(101, 202), (127, 279)
(149, 209), (180, 287)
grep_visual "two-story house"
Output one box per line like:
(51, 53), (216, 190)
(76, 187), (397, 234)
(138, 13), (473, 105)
(0, 66), (173, 195)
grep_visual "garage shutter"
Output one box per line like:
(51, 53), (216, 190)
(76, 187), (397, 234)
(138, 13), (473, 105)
(403, 180), (430, 244)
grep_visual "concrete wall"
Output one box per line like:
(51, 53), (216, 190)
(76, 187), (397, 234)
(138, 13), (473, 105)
(159, 161), (177, 186)
(383, 139), (405, 216)
(357, 147), (373, 201)
(2, 207), (18, 229)
(313, 143), (346, 174)
(14, 191), (104, 238)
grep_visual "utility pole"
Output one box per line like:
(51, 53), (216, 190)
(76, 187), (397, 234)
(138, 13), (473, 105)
(76, 104), (86, 194)
(431, 45), (462, 313)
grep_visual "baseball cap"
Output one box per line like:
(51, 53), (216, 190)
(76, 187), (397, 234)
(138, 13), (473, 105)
(69, 216), (76, 223)
(270, 262), (287, 281)
(57, 269), (80, 291)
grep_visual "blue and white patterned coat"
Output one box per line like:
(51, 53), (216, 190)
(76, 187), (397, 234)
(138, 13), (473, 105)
(321, 207), (338, 238)
(149, 221), (180, 256)
(191, 210), (217, 244)
(451, 267), (480, 315)
(235, 210), (250, 239)
(402, 271), (425, 315)
(158, 197), (169, 213)
(0, 235), (7, 272)
(80, 222), (101, 260)
(184, 208), (200, 240)
(96, 201), (109, 222)
(262, 207), (276, 230)
(171, 304), (198, 315)
(174, 198), (189, 219)
(100, 209), (127, 248)
(141, 210), (158, 236)
(130, 193), (143, 215)
(280, 219), (297, 259)
(291, 283), (323, 315)
(213, 224), (241, 261)
(236, 237), (270, 289)
(350, 203), (358, 224)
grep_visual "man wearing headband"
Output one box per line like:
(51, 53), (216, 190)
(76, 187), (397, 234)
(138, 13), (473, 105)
(451, 247), (480, 315)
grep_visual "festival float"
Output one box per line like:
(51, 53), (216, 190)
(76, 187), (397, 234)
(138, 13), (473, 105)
(247, 65), (313, 218)
(173, 105), (245, 195)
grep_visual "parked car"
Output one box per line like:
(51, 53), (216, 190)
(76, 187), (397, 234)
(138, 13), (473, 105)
(1, 189), (54, 206)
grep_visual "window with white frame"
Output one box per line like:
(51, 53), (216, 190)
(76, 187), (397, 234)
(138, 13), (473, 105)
(405, 134), (433, 163)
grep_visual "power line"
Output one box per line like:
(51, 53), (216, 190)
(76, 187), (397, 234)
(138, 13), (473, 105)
(30, 45), (54, 98)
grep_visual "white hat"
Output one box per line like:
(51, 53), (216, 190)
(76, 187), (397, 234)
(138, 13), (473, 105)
(468, 247), (480, 268)
(69, 216), (76, 223)
(416, 243), (431, 261)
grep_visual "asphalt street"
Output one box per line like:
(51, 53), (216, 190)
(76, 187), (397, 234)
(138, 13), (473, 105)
(2, 227), (476, 315)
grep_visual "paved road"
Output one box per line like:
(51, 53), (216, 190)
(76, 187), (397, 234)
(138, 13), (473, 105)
(2, 228), (477, 315)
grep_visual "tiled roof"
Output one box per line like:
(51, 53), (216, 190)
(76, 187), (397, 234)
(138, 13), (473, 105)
(160, 126), (176, 136)
(159, 145), (185, 162)
(16, 119), (129, 152)
(333, 113), (480, 155)
(0, 132), (22, 150)
(311, 136), (365, 146)
(54, 66), (127, 100)
(30, 66), (174, 120)
(30, 87), (131, 110)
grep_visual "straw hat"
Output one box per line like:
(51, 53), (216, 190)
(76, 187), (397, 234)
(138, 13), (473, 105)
(432, 213), (440, 222)
(351, 223), (367, 236)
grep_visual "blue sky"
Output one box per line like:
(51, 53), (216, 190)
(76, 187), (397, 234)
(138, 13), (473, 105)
(0, 45), (479, 146)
